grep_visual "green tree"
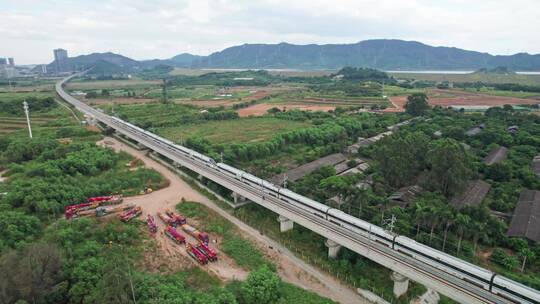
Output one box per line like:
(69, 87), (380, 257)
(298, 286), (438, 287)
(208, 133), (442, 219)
(242, 265), (281, 304)
(405, 93), (430, 116)
(427, 139), (473, 197)
(373, 132), (429, 187)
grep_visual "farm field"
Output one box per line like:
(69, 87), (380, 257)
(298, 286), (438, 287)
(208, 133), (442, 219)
(238, 103), (335, 117)
(66, 78), (162, 89)
(156, 117), (311, 144)
(0, 91), (54, 103)
(386, 88), (540, 112)
(390, 72), (540, 86)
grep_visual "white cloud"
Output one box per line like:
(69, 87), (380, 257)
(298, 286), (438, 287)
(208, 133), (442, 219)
(0, 0), (538, 64)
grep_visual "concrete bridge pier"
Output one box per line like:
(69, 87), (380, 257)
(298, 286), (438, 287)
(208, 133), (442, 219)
(85, 115), (97, 126)
(412, 289), (440, 304)
(325, 239), (342, 258)
(277, 215), (294, 232)
(232, 192), (246, 204)
(173, 161), (183, 168)
(391, 272), (409, 298)
(136, 142), (147, 150)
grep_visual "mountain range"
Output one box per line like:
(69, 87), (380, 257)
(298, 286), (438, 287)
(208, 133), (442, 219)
(47, 39), (540, 72)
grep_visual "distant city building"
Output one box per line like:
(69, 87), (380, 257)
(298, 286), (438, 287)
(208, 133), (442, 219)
(7, 57), (14, 66)
(53, 48), (69, 72)
(0, 58), (6, 65)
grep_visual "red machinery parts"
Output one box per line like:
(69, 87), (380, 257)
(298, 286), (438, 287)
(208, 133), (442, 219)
(65, 195), (123, 219)
(146, 214), (157, 233)
(165, 226), (185, 244)
(119, 206), (142, 222)
(87, 195), (123, 204)
(73, 203), (135, 219)
(180, 224), (209, 245)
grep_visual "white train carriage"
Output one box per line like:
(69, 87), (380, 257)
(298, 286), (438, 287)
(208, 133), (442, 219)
(394, 236), (493, 290)
(492, 275), (540, 304)
(327, 208), (394, 245)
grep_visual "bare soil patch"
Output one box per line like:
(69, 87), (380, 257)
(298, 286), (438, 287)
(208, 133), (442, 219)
(238, 103), (335, 117)
(97, 138), (248, 281)
(428, 89), (539, 107)
(86, 97), (156, 105)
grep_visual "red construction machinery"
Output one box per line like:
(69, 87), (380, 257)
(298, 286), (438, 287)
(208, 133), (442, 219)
(186, 243), (208, 265)
(196, 242), (218, 262)
(65, 195), (123, 219)
(181, 224), (210, 245)
(165, 209), (187, 226)
(119, 206), (142, 222)
(164, 226), (185, 245)
(157, 212), (177, 227)
(87, 195), (123, 204)
(146, 214), (157, 233)
(74, 204), (135, 219)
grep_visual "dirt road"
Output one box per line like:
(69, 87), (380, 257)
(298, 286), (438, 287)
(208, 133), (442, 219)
(98, 137), (367, 304)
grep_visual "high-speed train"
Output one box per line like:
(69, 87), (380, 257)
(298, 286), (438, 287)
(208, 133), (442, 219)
(104, 116), (540, 304)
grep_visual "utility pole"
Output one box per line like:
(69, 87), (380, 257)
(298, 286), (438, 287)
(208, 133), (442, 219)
(23, 101), (33, 138)
(220, 151), (224, 163)
(282, 174), (288, 189)
(382, 214), (397, 233)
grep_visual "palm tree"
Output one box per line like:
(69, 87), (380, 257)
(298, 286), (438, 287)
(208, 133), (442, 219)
(472, 221), (488, 256)
(519, 247), (536, 273)
(441, 208), (456, 252)
(413, 202), (431, 239)
(455, 213), (471, 254)
(428, 205), (443, 245)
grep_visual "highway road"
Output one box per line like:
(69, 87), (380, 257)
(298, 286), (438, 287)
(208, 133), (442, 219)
(56, 74), (536, 304)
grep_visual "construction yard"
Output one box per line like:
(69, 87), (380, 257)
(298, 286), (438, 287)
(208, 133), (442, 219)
(91, 137), (364, 304)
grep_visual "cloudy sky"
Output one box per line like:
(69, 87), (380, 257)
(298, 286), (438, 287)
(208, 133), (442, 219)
(1, 0), (539, 64)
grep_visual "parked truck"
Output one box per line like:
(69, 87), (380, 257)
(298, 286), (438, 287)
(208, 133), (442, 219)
(165, 209), (187, 226)
(196, 242), (218, 262)
(181, 224), (209, 245)
(157, 212), (177, 227)
(164, 226), (185, 245)
(187, 243), (208, 265)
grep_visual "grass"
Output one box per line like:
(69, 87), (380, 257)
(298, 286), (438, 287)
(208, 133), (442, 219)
(390, 72), (540, 86)
(176, 201), (271, 271)
(157, 117), (311, 144)
(0, 91), (54, 103)
(0, 93), (81, 134)
(279, 282), (336, 304)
